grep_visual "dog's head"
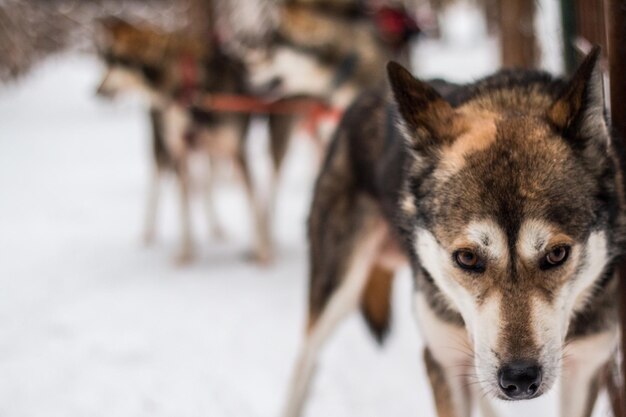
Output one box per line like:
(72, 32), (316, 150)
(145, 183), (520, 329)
(241, 38), (338, 99)
(240, 5), (382, 102)
(389, 48), (620, 400)
(94, 17), (165, 100)
(239, 5), (343, 99)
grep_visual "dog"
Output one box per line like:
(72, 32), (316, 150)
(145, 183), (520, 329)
(284, 46), (626, 417)
(236, 2), (395, 163)
(240, 2), (420, 155)
(243, 3), (392, 109)
(95, 17), (295, 264)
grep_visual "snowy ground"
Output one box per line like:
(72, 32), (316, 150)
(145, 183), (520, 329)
(0, 5), (612, 417)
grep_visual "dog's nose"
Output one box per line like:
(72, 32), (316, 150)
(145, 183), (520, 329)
(498, 361), (542, 399)
(266, 76), (283, 92)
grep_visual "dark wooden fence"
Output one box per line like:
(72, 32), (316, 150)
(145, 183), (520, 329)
(607, 0), (626, 415)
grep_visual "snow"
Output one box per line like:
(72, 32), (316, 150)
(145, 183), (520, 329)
(0, 5), (611, 417)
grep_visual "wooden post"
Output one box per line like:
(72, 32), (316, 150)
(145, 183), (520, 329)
(498, 0), (537, 68)
(560, 0), (577, 73)
(606, 0), (626, 416)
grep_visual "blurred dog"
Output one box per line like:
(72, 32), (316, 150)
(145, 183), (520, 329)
(240, 2), (419, 155)
(243, 3), (391, 110)
(95, 17), (293, 263)
(285, 47), (626, 417)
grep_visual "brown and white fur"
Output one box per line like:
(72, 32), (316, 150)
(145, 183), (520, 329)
(240, 2), (391, 145)
(95, 17), (295, 264)
(285, 47), (626, 417)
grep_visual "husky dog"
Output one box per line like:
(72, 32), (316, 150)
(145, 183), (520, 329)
(238, 2), (394, 161)
(95, 17), (294, 263)
(244, 3), (391, 109)
(285, 47), (626, 417)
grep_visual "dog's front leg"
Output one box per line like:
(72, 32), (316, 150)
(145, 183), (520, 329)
(143, 108), (168, 245)
(143, 166), (162, 245)
(560, 329), (618, 417)
(267, 113), (295, 220)
(235, 147), (272, 264)
(204, 155), (224, 240)
(173, 161), (194, 264)
(415, 294), (472, 417)
(162, 103), (194, 264)
(423, 348), (472, 417)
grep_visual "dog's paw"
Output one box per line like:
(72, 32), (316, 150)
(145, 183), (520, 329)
(250, 248), (274, 266)
(142, 231), (156, 247)
(174, 249), (195, 266)
(210, 226), (227, 241)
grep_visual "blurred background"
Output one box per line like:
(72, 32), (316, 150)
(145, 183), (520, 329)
(0, 0), (612, 416)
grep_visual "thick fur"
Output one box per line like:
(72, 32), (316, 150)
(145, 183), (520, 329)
(287, 47), (626, 417)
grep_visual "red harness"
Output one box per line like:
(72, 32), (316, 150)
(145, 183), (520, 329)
(197, 94), (343, 135)
(178, 55), (344, 135)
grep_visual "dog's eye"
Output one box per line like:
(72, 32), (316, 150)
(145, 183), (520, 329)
(117, 57), (133, 67)
(541, 246), (570, 269)
(454, 250), (484, 272)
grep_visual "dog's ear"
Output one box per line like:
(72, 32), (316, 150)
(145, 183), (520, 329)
(387, 61), (456, 149)
(547, 46), (608, 141)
